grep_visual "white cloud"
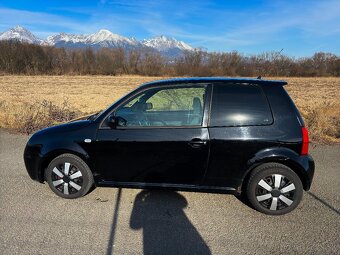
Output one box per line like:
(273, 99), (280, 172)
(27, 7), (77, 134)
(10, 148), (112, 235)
(0, 8), (90, 36)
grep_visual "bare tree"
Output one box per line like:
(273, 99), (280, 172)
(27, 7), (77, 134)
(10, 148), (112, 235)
(0, 41), (339, 77)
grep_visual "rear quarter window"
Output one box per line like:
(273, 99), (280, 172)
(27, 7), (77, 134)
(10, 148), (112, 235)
(210, 83), (273, 127)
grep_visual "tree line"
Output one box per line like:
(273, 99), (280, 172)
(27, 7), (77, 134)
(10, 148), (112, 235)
(0, 40), (339, 76)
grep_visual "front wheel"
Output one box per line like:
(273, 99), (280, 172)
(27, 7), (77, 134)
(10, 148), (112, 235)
(45, 154), (94, 199)
(246, 163), (303, 215)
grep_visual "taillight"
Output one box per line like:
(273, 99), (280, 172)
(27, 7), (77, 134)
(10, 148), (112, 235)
(301, 127), (309, 155)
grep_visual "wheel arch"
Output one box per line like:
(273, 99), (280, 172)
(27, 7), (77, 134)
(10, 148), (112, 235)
(240, 148), (310, 193)
(39, 149), (93, 182)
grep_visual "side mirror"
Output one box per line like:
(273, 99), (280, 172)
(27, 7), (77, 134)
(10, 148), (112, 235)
(145, 102), (153, 110)
(107, 115), (116, 128)
(107, 115), (127, 128)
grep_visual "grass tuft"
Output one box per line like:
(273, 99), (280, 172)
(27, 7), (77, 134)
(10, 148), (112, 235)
(305, 103), (340, 143)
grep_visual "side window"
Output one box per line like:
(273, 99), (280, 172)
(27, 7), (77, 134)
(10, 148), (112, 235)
(115, 85), (207, 127)
(210, 83), (273, 127)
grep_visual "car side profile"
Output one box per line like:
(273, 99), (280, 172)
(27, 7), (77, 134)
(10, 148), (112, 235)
(24, 77), (315, 215)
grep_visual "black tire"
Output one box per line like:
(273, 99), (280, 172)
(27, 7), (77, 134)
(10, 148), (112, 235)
(45, 153), (94, 199)
(246, 163), (303, 215)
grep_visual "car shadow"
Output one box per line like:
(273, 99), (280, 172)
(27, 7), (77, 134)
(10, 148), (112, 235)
(234, 192), (254, 210)
(129, 190), (211, 254)
(236, 190), (340, 216)
(307, 191), (340, 215)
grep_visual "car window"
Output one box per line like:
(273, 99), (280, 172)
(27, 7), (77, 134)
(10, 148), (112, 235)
(210, 83), (273, 127)
(115, 86), (207, 127)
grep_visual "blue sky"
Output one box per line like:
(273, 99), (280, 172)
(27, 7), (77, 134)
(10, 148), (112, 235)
(0, 0), (339, 56)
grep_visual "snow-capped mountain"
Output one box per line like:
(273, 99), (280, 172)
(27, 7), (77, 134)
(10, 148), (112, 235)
(0, 26), (195, 57)
(86, 29), (140, 46)
(0, 25), (43, 44)
(143, 35), (193, 51)
(46, 29), (142, 50)
(143, 35), (194, 57)
(45, 32), (87, 45)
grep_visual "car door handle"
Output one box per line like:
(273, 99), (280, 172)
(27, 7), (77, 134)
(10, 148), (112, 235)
(188, 138), (207, 148)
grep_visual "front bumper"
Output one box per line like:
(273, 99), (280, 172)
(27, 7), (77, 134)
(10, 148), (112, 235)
(23, 144), (44, 183)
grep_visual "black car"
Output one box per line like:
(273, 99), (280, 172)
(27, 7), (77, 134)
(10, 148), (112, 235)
(24, 77), (314, 215)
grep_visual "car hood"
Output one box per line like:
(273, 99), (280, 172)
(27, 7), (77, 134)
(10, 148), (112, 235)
(32, 120), (92, 137)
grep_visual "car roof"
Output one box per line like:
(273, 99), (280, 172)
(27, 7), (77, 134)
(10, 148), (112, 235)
(140, 77), (287, 88)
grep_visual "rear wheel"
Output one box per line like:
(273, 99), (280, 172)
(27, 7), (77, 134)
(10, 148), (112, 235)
(246, 163), (303, 215)
(45, 154), (94, 199)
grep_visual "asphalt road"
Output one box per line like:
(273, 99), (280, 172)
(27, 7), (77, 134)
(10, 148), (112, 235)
(0, 130), (339, 255)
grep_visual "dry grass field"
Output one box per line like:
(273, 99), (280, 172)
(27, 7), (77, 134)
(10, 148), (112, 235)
(0, 76), (339, 143)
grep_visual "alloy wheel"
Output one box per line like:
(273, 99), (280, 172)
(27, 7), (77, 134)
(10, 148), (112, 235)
(51, 162), (83, 195)
(255, 174), (296, 211)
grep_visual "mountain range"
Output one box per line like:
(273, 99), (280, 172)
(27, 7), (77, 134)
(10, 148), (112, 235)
(0, 25), (195, 57)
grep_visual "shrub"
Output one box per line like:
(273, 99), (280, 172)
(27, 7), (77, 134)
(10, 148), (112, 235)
(0, 100), (80, 134)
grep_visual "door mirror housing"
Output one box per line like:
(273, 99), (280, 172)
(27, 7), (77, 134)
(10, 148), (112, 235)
(107, 115), (116, 128)
(145, 102), (153, 110)
(107, 115), (127, 128)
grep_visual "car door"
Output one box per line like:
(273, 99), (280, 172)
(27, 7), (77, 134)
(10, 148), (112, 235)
(93, 84), (211, 186)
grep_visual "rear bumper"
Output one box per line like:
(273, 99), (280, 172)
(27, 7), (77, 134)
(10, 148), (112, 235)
(298, 154), (315, 191)
(23, 144), (44, 183)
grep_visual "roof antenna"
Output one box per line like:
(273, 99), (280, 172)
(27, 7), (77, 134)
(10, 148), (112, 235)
(257, 76), (262, 79)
